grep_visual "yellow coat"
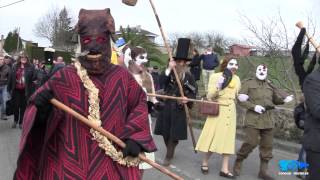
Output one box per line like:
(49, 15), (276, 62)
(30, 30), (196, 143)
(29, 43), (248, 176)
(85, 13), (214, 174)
(196, 72), (241, 154)
(110, 50), (118, 65)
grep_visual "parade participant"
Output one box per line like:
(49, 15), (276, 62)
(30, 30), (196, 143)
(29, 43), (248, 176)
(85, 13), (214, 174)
(233, 64), (293, 180)
(125, 46), (157, 170)
(291, 27), (317, 89)
(196, 57), (241, 178)
(14, 8), (156, 179)
(292, 26), (320, 180)
(302, 59), (320, 180)
(154, 38), (197, 166)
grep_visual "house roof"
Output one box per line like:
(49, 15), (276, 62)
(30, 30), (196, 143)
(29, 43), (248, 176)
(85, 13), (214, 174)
(115, 25), (158, 37)
(230, 44), (254, 49)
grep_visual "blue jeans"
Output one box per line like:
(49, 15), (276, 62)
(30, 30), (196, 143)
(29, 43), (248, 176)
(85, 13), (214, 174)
(0, 85), (9, 115)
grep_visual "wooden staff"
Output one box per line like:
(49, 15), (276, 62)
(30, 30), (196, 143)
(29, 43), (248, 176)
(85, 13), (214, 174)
(147, 93), (229, 106)
(148, 0), (197, 153)
(50, 98), (183, 180)
(296, 21), (320, 54)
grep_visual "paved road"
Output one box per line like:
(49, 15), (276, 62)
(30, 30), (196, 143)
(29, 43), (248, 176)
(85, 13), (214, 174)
(0, 117), (302, 180)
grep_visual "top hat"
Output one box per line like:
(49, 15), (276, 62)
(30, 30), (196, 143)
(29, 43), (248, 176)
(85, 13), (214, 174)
(173, 38), (193, 61)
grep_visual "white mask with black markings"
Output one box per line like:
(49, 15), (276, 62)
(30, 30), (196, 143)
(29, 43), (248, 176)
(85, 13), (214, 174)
(256, 64), (268, 80)
(227, 59), (238, 71)
(135, 53), (148, 66)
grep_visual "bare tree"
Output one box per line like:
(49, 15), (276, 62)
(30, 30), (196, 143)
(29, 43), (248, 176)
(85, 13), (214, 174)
(238, 11), (319, 103)
(186, 32), (205, 50)
(34, 7), (75, 51)
(34, 7), (60, 44)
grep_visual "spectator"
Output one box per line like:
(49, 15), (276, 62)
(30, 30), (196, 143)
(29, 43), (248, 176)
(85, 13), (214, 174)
(49, 56), (65, 77)
(7, 51), (36, 128)
(151, 66), (161, 91)
(302, 63), (320, 180)
(34, 60), (49, 89)
(4, 55), (13, 68)
(0, 55), (11, 120)
(189, 49), (201, 81)
(200, 47), (219, 93)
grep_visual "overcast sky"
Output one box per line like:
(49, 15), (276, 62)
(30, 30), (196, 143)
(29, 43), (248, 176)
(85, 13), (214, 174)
(0, 0), (319, 47)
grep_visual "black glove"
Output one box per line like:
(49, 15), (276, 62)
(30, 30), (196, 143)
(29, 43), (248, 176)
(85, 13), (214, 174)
(147, 101), (154, 114)
(122, 139), (142, 158)
(34, 90), (54, 109)
(153, 101), (165, 111)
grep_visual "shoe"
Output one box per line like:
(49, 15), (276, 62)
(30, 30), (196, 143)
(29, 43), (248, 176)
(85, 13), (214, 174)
(162, 158), (171, 166)
(258, 171), (274, 180)
(201, 165), (209, 175)
(219, 171), (235, 179)
(11, 123), (17, 128)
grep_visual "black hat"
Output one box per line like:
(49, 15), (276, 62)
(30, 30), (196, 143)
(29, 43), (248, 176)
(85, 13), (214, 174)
(173, 38), (193, 61)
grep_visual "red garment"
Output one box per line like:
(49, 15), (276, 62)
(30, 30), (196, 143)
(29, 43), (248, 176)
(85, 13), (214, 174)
(15, 66), (25, 89)
(14, 64), (156, 179)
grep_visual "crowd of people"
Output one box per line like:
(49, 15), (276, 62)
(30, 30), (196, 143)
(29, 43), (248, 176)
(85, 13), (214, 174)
(0, 53), (65, 128)
(0, 7), (318, 180)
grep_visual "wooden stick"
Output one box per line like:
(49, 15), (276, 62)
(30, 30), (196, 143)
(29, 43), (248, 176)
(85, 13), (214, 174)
(148, 0), (197, 153)
(296, 21), (320, 53)
(147, 93), (229, 106)
(50, 98), (183, 180)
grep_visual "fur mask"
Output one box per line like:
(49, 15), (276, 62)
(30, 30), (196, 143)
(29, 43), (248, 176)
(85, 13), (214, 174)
(76, 9), (115, 74)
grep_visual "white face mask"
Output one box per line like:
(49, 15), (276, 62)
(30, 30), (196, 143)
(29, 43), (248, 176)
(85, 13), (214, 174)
(135, 53), (148, 66)
(256, 64), (268, 80)
(227, 59), (238, 71)
(124, 48), (132, 67)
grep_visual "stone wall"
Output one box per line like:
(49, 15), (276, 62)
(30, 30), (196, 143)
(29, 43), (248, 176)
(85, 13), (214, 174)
(190, 103), (303, 143)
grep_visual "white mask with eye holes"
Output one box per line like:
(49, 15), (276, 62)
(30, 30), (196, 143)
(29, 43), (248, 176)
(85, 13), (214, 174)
(227, 59), (238, 71)
(135, 53), (148, 66)
(256, 64), (268, 80)
(124, 48), (132, 68)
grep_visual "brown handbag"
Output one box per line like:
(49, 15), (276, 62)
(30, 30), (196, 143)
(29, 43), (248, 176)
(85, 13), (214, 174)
(199, 102), (219, 116)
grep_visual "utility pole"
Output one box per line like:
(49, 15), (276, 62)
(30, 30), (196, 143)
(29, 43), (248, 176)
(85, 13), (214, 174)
(16, 27), (20, 52)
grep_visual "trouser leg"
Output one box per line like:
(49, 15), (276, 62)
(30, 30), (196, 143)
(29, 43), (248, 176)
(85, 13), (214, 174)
(258, 128), (274, 180)
(234, 127), (259, 176)
(306, 150), (320, 180)
(163, 137), (178, 166)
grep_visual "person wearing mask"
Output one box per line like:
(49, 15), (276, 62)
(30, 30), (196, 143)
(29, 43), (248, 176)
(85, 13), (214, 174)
(200, 47), (219, 93)
(233, 64), (294, 180)
(7, 52), (36, 128)
(0, 55), (11, 120)
(189, 49), (201, 81)
(196, 57), (240, 178)
(154, 38), (197, 166)
(14, 9), (156, 179)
